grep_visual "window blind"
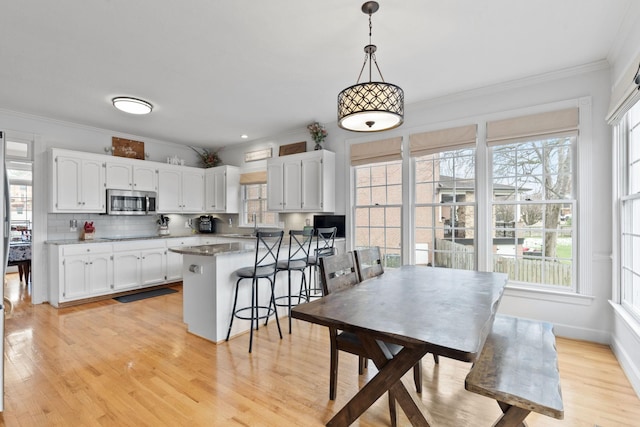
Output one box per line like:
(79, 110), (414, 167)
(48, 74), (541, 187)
(409, 124), (477, 157)
(239, 170), (267, 185)
(606, 53), (640, 124)
(486, 107), (579, 146)
(350, 137), (402, 166)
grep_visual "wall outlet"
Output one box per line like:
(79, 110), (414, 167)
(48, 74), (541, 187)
(69, 219), (77, 232)
(184, 220), (191, 228)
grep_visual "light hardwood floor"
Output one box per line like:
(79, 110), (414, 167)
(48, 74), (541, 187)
(2, 273), (639, 426)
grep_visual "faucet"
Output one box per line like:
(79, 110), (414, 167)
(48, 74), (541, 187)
(252, 213), (258, 234)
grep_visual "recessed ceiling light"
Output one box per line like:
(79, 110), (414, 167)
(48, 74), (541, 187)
(112, 97), (153, 115)
(241, 134), (248, 139)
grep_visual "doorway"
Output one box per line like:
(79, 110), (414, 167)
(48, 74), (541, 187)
(4, 136), (33, 311)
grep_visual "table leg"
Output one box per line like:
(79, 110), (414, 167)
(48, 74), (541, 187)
(326, 336), (433, 427)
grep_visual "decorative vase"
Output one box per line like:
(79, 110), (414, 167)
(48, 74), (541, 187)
(314, 142), (322, 151)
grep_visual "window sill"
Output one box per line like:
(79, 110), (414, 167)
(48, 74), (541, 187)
(503, 284), (594, 306)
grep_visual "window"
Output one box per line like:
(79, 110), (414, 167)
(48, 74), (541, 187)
(620, 101), (640, 319)
(414, 148), (476, 269)
(353, 161), (402, 268)
(490, 136), (576, 289)
(241, 183), (278, 227)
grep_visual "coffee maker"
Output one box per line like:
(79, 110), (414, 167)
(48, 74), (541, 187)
(198, 215), (215, 233)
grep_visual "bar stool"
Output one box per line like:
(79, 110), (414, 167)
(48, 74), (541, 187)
(226, 230), (284, 353)
(307, 227), (337, 298)
(275, 229), (314, 333)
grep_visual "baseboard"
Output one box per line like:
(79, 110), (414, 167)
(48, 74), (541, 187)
(552, 322), (611, 344)
(610, 303), (640, 398)
(610, 334), (640, 398)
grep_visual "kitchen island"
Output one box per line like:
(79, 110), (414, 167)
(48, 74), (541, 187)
(169, 241), (293, 343)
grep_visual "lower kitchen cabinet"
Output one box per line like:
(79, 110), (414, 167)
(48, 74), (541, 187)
(48, 238), (202, 307)
(112, 242), (167, 291)
(50, 243), (114, 305)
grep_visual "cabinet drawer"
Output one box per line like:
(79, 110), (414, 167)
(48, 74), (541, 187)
(62, 243), (113, 256)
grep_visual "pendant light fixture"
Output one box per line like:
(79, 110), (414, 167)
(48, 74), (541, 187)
(112, 97), (153, 115)
(338, 1), (404, 132)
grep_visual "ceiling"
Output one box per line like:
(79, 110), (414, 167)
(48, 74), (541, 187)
(0, 1), (635, 149)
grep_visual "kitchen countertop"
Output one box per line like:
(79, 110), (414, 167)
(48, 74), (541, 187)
(45, 233), (258, 245)
(168, 242), (255, 256)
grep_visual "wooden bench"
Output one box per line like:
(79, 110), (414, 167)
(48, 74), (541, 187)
(465, 314), (564, 426)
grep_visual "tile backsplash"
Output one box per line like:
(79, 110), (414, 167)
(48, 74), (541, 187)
(47, 212), (319, 241)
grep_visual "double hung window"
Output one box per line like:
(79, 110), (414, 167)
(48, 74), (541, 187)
(239, 171), (278, 227)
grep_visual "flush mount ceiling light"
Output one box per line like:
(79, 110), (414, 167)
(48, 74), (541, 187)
(112, 97), (153, 115)
(338, 1), (404, 132)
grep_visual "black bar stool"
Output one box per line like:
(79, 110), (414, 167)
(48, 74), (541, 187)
(307, 227), (337, 298)
(226, 230), (284, 353)
(275, 229), (314, 333)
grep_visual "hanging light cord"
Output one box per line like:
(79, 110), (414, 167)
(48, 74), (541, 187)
(355, 9), (385, 84)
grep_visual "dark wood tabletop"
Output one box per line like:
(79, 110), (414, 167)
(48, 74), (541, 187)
(292, 265), (508, 426)
(292, 265), (507, 362)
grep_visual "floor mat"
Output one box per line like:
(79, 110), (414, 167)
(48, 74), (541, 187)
(113, 288), (178, 303)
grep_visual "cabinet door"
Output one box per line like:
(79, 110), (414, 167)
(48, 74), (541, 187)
(181, 170), (204, 212)
(113, 251), (141, 290)
(205, 168), (227, 212)
(54, 156), (82, 210)
(301, 156), (323, 211)
(61, 255), (89, 300)
(140, 249), (166, 286)
(88, 254), (113, 295)
(166, 249), (183, 281)
(267, 161), (284, 211)
(105, 162), (133, 190)
(157, 168), (182, 212)
(204, 169), (218, 211)
(80, 158), (106, 212)
(133, 165), (158, 192)
(282, 160), (302, 211)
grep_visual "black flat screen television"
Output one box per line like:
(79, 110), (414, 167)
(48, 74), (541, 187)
(313, 215), (345, 238)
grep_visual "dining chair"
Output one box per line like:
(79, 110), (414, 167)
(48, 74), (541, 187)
(275, 228), (314, 333)
(319, 252), (423, 401)
(354, 246), (440, 366)
(226, 230), (284, 353)
(307, 226), (337, 298)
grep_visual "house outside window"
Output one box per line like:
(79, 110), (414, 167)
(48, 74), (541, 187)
(414, 148), (476, 269)
(353, 161), (403, 268)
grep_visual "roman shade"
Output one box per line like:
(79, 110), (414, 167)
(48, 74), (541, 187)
(409, 124), (477, 157)
(486, 107), (579, 146)
(606, 53), (640, 124)
(350, 137), (402, 166)
(239, 170), (267, 185)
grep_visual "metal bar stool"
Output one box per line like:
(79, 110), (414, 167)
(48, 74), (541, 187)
(275, 229), (314, 333)
(226, 230), (284, 353)
(307, 227), (337, 298)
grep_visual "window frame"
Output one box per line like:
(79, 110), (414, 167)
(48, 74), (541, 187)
(239, 183), (279, 228)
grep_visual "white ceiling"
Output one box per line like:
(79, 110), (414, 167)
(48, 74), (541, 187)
(0, 1), (635, 149)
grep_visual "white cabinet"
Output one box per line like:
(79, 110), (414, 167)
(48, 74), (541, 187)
(49, 243), (113, 305)
(158, 165), (204, 213)
(112, 242), (167, 291)
(267, 150), (335, 212)
(50, 149), (106, 212)
(204, 165), (240, 213)
(106, 159), (158, 192)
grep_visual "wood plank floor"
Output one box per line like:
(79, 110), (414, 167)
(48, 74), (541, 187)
(2, 272), (640, 426)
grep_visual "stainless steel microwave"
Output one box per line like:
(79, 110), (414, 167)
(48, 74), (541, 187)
(106, 189), (157, 215)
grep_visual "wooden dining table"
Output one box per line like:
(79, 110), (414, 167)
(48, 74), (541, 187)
(291, 265), (508, 427)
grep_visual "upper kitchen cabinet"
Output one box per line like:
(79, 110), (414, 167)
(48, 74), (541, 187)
(157, 164), (204, 213)
(204, 165), (240, 213)
(49, 148), (106, 213)
(105, 158), (157, 192)
(267, 150), (335, 212)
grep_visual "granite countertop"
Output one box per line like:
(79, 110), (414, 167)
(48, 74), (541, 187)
(45, 234), (199, 245)
(168, 242), (255, 256)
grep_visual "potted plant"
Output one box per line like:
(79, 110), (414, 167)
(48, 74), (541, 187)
(307, 122), (328, 150)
